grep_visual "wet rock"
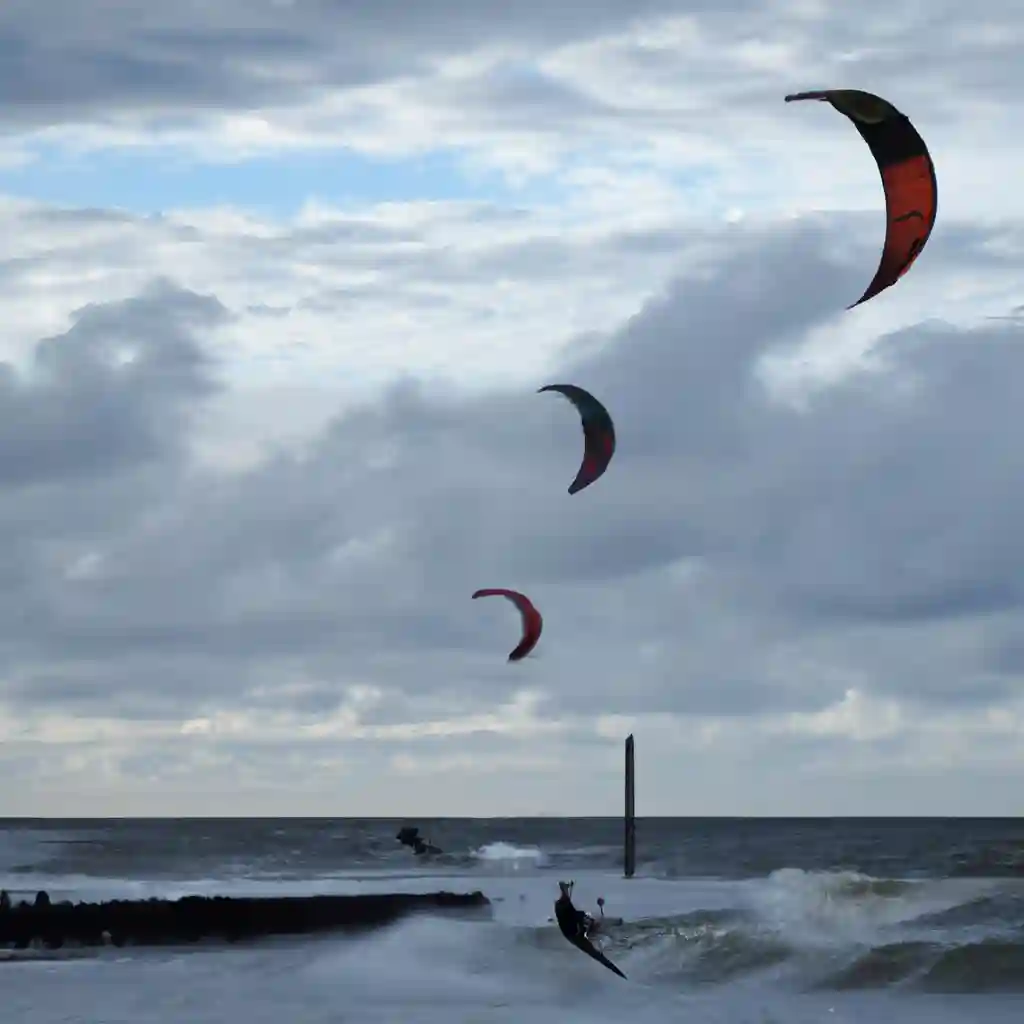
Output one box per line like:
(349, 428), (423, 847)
(0, 891), (490, 950)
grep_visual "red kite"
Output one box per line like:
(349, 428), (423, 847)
(472, 588), (542, 662)
(785, 89), (937, 308)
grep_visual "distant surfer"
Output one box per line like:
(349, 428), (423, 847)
(395, 826), (442, 856)
(554, 881), (626, 980)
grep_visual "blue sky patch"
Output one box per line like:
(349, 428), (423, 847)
(0, 143), (566, 216)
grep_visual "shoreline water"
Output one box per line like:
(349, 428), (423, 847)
(1, 818), (1022, 1023)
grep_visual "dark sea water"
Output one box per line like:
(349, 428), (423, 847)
(7, 816), (1024, 881)
(2, 817), (1023, 1023)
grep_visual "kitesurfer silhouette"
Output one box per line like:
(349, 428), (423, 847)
(395, 825), (442, 856)
(554, 880), (592, 940)
(554, 880), (626, 979)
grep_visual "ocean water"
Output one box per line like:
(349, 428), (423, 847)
(1, 817), (1023, 1023)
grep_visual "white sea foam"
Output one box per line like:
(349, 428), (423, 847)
(473, 841), (548, 867)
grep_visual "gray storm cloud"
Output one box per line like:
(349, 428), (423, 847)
(1, 218), (1023, 739)
(1, 0), (1022, 135)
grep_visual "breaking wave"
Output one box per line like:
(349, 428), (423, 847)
(472, 842), (547, 867)
(514, 867), (1024, 994)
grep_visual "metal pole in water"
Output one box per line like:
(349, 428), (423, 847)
(624, 734), (636, 878)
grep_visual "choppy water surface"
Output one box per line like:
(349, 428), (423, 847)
(2, 817), (1023, 1023)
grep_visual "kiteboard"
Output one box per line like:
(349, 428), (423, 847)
(568, 931), (627, 979)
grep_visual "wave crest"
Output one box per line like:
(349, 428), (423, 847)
(472, 842), (547, 867)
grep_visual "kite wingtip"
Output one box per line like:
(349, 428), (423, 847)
(785, 90), (828, 103)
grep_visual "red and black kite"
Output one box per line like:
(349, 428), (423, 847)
(785, 89), (937, 308)
(538, 384), (616, 495)
(472, 588), (542, 662)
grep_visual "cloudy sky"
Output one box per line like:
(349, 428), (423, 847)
(1, 0), (1023, 817)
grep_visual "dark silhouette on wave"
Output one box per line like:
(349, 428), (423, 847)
(396, 826), (443, 857)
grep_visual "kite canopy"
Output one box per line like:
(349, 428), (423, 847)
(538, 384), (616, 494)
(472, 588), (543, 662)
(785, 89), (937, 308)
